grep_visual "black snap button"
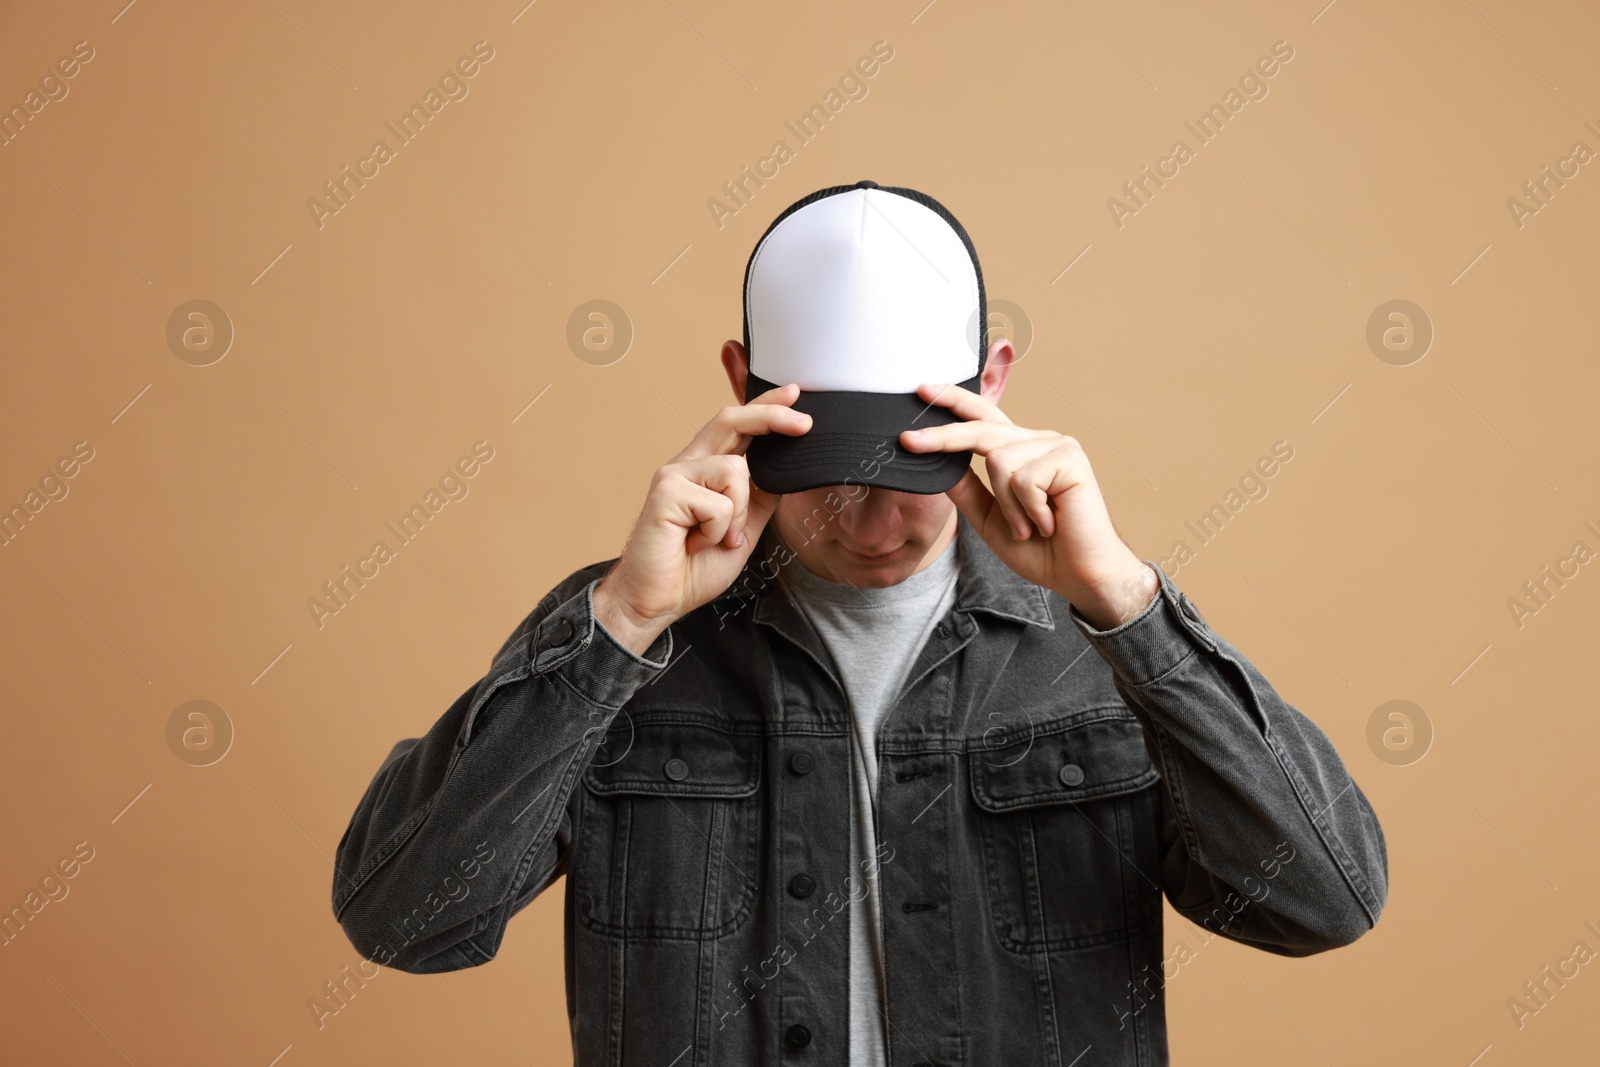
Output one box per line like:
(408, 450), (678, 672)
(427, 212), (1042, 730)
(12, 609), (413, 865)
(934, 622), (950, 639)
(1058, 763), (1085, 787)
(664, 757), (689, 781)
(785, 1023), (812, 1049)
(855, 180), (878, 189)
(789, 872), (816, 899)
(544, 617), (575, 647)
(788, 750), (814, 776)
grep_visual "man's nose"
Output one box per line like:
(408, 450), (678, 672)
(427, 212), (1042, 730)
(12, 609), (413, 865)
(837, 488), (899, 543)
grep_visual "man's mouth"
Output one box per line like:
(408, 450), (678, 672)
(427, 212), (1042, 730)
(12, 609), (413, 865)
(841, 542), (906, 563)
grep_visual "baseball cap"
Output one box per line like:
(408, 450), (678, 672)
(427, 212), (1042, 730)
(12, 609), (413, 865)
(741, 180), (987, 495)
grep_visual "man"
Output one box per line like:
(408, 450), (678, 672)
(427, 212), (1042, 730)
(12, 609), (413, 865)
(332, 182), (1387, 1066)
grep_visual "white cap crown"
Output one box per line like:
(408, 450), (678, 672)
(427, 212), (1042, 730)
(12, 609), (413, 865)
(745, 187), (981, 393)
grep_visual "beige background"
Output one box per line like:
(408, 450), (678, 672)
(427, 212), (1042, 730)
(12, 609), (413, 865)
(2, 0), (1596, 1063)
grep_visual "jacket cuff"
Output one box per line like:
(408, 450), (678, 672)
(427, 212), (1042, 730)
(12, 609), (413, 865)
(1067, 562), (1214, 687)
(531, 578), (673, 712)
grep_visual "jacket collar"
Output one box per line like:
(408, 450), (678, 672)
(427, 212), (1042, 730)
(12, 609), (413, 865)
(946, 512), (1057, 629)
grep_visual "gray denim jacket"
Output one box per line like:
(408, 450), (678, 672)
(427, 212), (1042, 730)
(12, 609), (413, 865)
(332, 516), (1387, 1066)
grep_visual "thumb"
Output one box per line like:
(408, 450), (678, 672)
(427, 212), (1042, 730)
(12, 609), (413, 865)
(945, 468), (997, 531)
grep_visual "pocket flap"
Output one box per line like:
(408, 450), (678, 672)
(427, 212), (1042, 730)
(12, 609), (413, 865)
(583, 719), (763, 798)
(971, 713), (1157, 812)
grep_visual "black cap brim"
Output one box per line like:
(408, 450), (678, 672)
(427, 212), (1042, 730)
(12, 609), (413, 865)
(743, 371), (976, 495)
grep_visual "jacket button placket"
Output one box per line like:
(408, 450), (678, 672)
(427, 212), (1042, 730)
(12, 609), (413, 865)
(875, 673), (964, 1065)
(773, 726), (853, 1060)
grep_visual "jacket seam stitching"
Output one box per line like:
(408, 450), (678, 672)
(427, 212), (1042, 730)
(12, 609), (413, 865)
(1264, 731), (1383, 929)
(1124, 643), (1202, 688)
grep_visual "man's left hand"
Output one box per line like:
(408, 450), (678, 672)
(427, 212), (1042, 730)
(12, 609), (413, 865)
(900, 382), (1158, 631)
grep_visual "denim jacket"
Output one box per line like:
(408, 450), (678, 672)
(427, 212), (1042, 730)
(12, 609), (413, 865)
(332, 515), (1387, 1066)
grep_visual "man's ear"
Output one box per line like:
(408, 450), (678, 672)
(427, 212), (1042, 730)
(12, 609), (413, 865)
(979, 337), (1016, 403)
(721, 339), (749, 404)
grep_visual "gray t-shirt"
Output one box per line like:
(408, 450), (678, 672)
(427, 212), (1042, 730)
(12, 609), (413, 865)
(777, 536), (960, 1065)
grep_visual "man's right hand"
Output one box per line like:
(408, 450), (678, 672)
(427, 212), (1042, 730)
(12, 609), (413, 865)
(592, 383), (810, 655)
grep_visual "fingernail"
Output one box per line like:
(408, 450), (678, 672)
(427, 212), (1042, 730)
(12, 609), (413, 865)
(734, 530), (746, 547)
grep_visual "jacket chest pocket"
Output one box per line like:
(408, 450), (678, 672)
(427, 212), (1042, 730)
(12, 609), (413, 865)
(573, 719), (763, 941)
(969, 712), (1163, 954)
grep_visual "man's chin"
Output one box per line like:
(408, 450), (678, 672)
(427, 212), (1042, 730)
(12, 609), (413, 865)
(830, 545), (918, 586)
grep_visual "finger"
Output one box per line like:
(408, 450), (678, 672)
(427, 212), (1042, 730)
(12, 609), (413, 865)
(659, 479), (735, 554)
(1009, 441), (1085, 539)
(1017, 438), (1094, 537)
(745, 484), (779, 541)
(984, 437), (1064, 541)
(671, 454), (751, 548)
(945, 468), (1005, 543)
(715, 455), (751, 548)
(1010, 464), (1055, 539)
(985, 447), (1031, 542)
(676, 384), (812, 461)
(901, 419), (1053, 457)
(747, 381), (802, 405)
(912, 382), (1012, 425)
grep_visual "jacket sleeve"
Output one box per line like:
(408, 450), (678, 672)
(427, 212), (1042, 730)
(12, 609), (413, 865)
(1067, 562), (1388, 956)
(330, 562), (673, 974)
